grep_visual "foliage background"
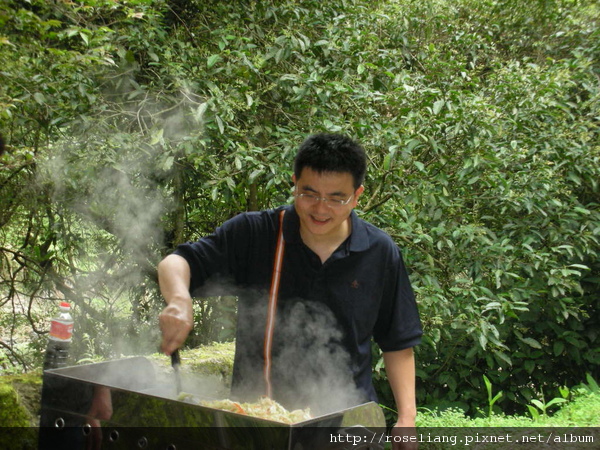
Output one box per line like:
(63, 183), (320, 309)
(1, 0), (598, 419)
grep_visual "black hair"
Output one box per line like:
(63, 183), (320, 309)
(293, 133), (367, 189)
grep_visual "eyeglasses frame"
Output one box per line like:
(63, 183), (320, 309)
(293, 190), (355, 208)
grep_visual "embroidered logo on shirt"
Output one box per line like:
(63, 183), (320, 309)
(350, 280), (360, 289)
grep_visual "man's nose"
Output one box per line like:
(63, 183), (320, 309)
(313, 197), (330, 213)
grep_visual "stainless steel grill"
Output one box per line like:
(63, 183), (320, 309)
(39, 357), (386, 449)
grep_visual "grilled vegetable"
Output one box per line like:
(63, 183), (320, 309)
(182, 396), (312, 424)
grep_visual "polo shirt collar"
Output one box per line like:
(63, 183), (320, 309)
(348, 209), (369, 252)
(281, 205), (370, 252)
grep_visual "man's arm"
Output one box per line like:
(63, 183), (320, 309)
(383, 347), (417, 427)
(158, 254), (194, 355)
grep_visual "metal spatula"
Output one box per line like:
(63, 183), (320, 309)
(171, 349), (182, 396)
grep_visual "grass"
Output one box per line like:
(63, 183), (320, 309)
(398, 385), (600, 450)
(416, 380), (600, 427)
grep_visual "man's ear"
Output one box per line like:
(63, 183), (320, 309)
(352, 185), (365, 207)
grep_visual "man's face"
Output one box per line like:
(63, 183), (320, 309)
(293, 167), (364, 240)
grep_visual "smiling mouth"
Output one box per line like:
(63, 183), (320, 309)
(310, 215), (331, 225)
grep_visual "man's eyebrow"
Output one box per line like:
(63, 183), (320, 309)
(299, 184), (347, 197)
(299, 184), (318, 193)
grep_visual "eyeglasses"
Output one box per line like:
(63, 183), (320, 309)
(294, 192), (354, 209)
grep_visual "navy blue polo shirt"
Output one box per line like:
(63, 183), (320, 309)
(174, 204), (422, 413)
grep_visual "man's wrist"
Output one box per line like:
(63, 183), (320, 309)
(395, 414), (416, 427)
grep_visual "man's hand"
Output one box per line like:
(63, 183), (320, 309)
(391, 418), (418, 450)
(157, 254), (194, 355)
(85, 386), (113, 450)
(159, 297), (193, 355)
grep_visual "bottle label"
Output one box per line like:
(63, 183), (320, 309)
(50, 321), (73, 340)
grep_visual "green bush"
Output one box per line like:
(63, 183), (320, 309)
(1, 0), (598, 421)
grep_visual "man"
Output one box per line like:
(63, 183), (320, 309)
(159, 133), (422, 429)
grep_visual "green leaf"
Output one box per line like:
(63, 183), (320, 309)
(521, 337), (542, 349)
(162, 155), (174, 171)
(483, 374), (492, 393)
(433, 99), (445, 115)
(478, 333), (487, 350)
(553, 341), (564, 356)
(545, 397), (567, 408)
(491, 391), (503, 406)
(33, 92), (46, 104)
(524, 360), (535, 374)
(585, 374), (600, 393)
(249, 169), (263, 182)
(195, 103), (208, 121)
(149, 128), (164, 145)
(527, 405), (540, 421)
(530, 399), (544, 410)
(493, 350), (512, 367)
(568, 264), (589, 270)
(383, 154), (391, 171)
(405, 139), (421, 152)
(207, 54), (222, 68)
(215, 115), (224, 134)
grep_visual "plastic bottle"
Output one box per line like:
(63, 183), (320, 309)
(43, 301), (73, 370)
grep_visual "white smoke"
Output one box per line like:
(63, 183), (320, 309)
(37, 77), (204, 360)
(272, 300), (365, 415)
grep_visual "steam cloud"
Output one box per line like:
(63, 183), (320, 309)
(272, 300), (364, 415)
(38, 79), (203, 358)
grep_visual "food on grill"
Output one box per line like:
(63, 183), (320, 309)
(180, 394), (312, 424)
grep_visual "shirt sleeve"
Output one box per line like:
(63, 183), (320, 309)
(172, 213), (250, 294)
(373, 244), (423, 352)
